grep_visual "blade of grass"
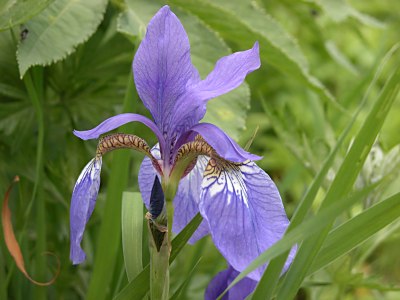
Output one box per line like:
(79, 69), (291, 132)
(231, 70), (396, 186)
(276, 64), (400, 300)
(356, 220), (400, 266)
(113, 213), (203, 300)
(169, 213), (202, 262)
(121, 192), (144, 282)
(309, 192), (400, 273)
(170, 258), (202, 300)
(86, 75), (136, 300)
(217, 179), (382, 300)
(251, 43), (400, 300)
(251, 99), (350, 299)
(223, 62), (400, 299)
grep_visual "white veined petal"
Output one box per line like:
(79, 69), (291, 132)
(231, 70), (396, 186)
(200, 159), (296, 280)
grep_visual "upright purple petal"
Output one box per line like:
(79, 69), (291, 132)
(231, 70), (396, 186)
(70, 158), (102, 264)
(73, 113), (165, 150)
(173, 156), (210, 243)
(192, 42), (260, 101)
(133, 6), (201, 139)
(205, 265), (257, 300)
(190, 123), (262, 162)
(199, 160), (295, 281)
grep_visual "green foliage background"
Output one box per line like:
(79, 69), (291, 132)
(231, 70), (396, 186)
(1, 0), (400, 299)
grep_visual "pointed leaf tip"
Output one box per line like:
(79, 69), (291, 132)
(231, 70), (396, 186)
(2, 176), (60, 286)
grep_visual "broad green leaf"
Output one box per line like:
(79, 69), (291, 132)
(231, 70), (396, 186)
(113, 213), (203, 300)
(117, 0), (250, 140)
(16, 0), (108, 78)
(310, 192), (400, 274)
(0, 0), (53, 31)
(170, 0), (337, 106)
(121, 192), (144, 282)
(117, 0), (160, 39)
(276, 64), (400, 300)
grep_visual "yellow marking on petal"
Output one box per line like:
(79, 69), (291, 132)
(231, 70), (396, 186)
(203, 159), (250, 206)
(204, 158), (244, 181)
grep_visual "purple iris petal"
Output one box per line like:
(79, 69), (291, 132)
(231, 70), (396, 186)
(193, 42), (260, 101)
(171, 42), (261, 140)
(199, 160), (294, 281)
(73, 113), (165, 149)
(173, 156), (210, 243)
(190, 123), (262, 162)
(205, 265), (257, 300)
(70, 158), (102, 264)
(133, 6), (201, 139)
(138, 145), (161, 209)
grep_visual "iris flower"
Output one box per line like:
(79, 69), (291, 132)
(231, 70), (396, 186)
(70, 5), (295, 285)
(205, 265), (257, 300)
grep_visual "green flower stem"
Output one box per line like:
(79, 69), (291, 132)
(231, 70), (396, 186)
(166, 191), (175, 241)
(23, 68), (47, 299)
(148, 219), (170, 300)
(147, 179), (176, 299)
(149, 149), (199, 299)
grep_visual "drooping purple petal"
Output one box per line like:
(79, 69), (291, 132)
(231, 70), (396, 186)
(73, 113), (165, 150)
(193, 42), (260, 101)
(70, 157), (102, 264)
(133, 6), (201, 139)
(190, 123), (262, 162)
(173, 156), (210, 243)
(171, 42), (261, 141)
(199, 160), (295, 281)
(205, 265), (257, 300)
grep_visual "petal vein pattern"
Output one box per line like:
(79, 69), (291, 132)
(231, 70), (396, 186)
(199, 160), (293, 280)
(133, 6), (200, 138)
